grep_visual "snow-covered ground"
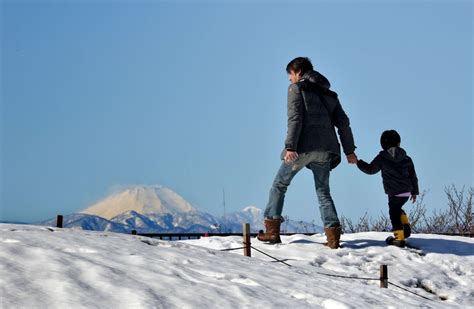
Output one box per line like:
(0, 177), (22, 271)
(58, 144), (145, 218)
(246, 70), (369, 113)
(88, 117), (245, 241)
(1, 224), (472, 308)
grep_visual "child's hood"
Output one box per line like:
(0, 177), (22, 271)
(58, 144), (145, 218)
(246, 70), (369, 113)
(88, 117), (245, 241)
(380, 147), (407, 162)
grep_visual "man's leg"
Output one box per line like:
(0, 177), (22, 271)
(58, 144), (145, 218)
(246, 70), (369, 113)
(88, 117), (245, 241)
(259, 159), (305, 243)
(263, 160), (304, 219)
(308, 161), (340, 227)
(309, 160), (341, 249)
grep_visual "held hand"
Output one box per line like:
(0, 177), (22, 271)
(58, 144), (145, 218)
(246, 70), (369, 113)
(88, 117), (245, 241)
(410, 194), (417, 203)
(346, 153), (358, 164)
(284, 150), (299, 163)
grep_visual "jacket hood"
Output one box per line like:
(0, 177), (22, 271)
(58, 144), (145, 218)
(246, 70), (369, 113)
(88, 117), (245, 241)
(380, 147), (407, 162)
(301, 70), (331, 89)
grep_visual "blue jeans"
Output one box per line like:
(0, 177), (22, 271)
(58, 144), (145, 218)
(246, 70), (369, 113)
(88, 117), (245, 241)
(264, 151), (340, 228)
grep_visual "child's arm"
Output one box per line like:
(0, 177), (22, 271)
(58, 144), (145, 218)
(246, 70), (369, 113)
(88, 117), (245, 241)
(356, 155), (382, 175)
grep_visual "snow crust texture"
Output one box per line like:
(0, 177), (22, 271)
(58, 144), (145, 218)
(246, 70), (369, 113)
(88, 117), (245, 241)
(1, 224), (473, 308)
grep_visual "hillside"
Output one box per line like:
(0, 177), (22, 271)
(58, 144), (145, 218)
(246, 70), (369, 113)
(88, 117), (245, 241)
(1, 224), (472, 308)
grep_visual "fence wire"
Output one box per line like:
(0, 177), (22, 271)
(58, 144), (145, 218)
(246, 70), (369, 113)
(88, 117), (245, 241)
(219, 247), (246, 252)
(388, 281), (433, 301)
(221, 242), (436, 302)
(250, 246), (293, 267)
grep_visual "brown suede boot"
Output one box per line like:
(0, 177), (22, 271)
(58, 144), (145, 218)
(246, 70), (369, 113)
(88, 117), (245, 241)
(257, 218), (282, 244)
(324, 226), (341, 249)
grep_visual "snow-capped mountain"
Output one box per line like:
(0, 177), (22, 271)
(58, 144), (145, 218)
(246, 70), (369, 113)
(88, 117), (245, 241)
(110, 210), (220, 233)
(40, 213), (131, 233)
(40, 185), (321, 233)
(222, 206), (323, 233)
(109, 211), (165, 232)
(219, 206), (264, 232)
(81, 185), (195, 219)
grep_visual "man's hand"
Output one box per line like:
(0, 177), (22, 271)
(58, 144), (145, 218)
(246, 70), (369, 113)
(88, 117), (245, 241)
(284, 150), (299, 163)
(410, 194), (417, 203)
(346, 153), (358, 164)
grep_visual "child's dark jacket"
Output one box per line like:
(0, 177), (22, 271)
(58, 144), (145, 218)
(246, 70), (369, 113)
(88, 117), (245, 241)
(357, 147), (419, 196)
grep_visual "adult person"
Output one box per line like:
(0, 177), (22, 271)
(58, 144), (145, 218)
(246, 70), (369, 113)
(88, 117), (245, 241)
(257, 57), (357, 249)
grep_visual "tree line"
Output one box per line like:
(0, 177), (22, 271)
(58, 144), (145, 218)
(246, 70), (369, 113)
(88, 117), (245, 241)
(340, 185), (473, 235)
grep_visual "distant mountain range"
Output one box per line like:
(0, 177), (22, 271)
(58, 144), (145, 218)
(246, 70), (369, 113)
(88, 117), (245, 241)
(38, 185), (322, 234)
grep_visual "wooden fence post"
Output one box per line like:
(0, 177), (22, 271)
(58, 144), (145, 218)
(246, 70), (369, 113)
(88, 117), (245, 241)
(380, 265), (388, 288)
(243, 223), (251, 257)
(56, 215), (63, 228)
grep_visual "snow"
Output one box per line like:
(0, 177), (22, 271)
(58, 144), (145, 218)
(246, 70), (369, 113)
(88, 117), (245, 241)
(241, 206), (262, 217)
(1, 224), (473, 308)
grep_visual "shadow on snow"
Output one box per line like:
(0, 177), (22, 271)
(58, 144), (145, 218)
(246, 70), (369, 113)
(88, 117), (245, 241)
(341, 237), (473, 256)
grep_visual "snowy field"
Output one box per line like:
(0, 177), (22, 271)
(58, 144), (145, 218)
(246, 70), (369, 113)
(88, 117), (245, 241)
(1, 224), (473, 308)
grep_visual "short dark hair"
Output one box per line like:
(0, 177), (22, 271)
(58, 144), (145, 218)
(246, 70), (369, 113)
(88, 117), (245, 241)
(380, 130), (401, 150)
(286, 57), (313, 76)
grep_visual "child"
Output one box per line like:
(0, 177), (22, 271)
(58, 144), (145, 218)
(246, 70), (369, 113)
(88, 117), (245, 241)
(357, 130), (419, 247)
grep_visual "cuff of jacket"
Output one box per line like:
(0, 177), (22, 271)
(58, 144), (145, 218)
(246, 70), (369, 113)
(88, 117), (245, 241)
(343, 146), (357, 156)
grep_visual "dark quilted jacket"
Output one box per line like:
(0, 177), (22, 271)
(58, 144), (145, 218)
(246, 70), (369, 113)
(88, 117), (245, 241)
(357, 147), (419, 195)
(283, 70), (356, 169)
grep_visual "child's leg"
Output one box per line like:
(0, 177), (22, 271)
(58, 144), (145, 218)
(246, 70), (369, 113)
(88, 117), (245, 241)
(400, 209), (411, 238)
(388, 196), (409, 240)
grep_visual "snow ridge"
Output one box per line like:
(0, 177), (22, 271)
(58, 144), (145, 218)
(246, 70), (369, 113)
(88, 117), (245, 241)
(1, 224), (473, 308)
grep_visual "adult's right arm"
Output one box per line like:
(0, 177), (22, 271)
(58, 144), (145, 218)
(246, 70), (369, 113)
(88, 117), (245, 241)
(332, 100), (356, 156)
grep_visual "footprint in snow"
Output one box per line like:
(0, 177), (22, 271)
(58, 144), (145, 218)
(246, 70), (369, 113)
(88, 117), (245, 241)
(310, 256), (327, 267)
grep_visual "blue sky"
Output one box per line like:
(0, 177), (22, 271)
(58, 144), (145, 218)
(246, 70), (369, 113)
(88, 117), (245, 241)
(1, 0), (472, 225)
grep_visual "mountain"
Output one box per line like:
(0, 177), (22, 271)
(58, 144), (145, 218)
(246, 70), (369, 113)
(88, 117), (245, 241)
(39, 213), (131, 233)
(221, 206), (323, 233)
(81, 185), (195, 219)
(0, 220), (29, 225)
(110, 210), (219, 233)
(220, 206), (264, 232)
(79, 185), (220, 232)
(39, 185), (322, 233)
(109, 211), (165, 232)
